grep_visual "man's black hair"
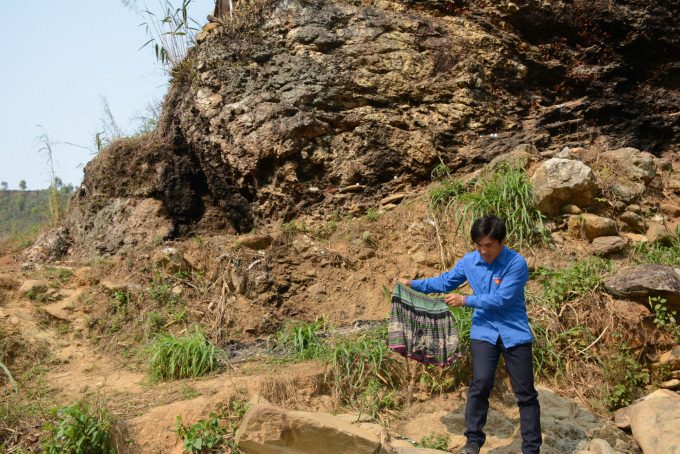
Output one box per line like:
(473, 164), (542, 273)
(470, 215), (507, 243)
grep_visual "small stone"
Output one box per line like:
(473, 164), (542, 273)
(659, 347), (680, 370)
(620, 212), (646, 232)
(590, 438), (615, 454)
(561, 204), (582, 215)
(382, 203), (398, 212)
(152, 247), (189, 274)
(237, 234), (273, 250)
(356, 250), (376, 260)
(18, 280), (47, 295)
(654, 157), (673, 172)
(660, 379), (680, 389)
(10, 317), (20, 325)
(380, 193), (407, 206)
(568, 214), (618, 239)
(628, 204), (642, 214)
(308, 283), (327, 296)
(14, 309), (35, 322)
(590, 236), (626, 256)
(615, 406), (631, 430)
(660, 203), (680, 218)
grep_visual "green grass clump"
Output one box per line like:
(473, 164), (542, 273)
(419, 431), (450, 450)
(628, 229), (680, 266)
(267, 317), (329, 361)
(429, 163), (547, 248)
(532, 257), (612, 309)
(42, 399), (115, 454)
(146, 327), (221, 382)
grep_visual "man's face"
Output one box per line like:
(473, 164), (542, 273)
(475, 236), (507, 264)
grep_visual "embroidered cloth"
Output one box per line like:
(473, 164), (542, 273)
(387, 282), (461, 366)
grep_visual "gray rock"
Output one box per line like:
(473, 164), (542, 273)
(532, 159), (599, 215)
(21, 227), (70, 264)
(590, 236), (626, 256)
(489, 143), (540, 169)
(609, 182), (644, 203)
(601, 148), (657, 183)
(589, 438), (615, 454)
(620, 211), (646, 232)
(604, 264), (680, 311)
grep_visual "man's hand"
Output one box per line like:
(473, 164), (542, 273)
(392, 277), (412, 288)
(445, 293), (466, 307)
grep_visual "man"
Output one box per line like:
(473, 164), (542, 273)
(393, 215), (541, 454)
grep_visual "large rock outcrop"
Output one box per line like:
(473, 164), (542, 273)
(65, 0), (680, 257)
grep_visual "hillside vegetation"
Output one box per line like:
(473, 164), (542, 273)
(0, 187), (74, 242)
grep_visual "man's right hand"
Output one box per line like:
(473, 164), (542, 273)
(392, 277), (412, 288)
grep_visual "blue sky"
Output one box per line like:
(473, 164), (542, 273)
(0, 0), (214, 190)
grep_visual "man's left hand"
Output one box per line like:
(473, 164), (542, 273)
(445, 293), (466, 307)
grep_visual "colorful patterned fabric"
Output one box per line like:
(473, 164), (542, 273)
(387, 282), (461, 366)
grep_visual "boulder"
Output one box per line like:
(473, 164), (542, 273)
(237, 234), (273, 250)
(531, 159), (599, 215)
(601, 148), (657, 183)
(152, 247), (189, 274)
(630, 389), (680, 454)
(619, 211), (646, 232)
(235, 405), (382, 454)
(568, 214), (618, 240)
(21, 227), (70, 264)
(603, 264), (680, 310)
(590, 236), (626, 256)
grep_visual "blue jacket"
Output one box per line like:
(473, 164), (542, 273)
(410, 246), (533, 348)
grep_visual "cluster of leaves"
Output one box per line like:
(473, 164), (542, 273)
(267, 317), (330, 360)
(42, 399), (115, 454)
(429, 163), (547, 248)
(174, 400), (249, 453)
(146, 326), (222, 382)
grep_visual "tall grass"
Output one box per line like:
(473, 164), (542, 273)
(267, 317), (330, 361)
(628, 227), (680, 266)
(429, 163), (547, 248)
(146, 326), (221, 381)
(35, 127), (64, 225)
(139, 0), (199, 70)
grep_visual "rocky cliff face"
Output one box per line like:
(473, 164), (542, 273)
(66, 0), (680, 257)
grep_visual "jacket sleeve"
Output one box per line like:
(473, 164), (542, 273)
(464, 257), (528, 310)
(410, 257), (468, 294)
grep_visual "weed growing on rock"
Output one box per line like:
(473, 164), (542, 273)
(146, 326), (222, 381)
(649, 296), (680, 341)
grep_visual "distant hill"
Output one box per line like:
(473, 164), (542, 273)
(0, 186), (75, 241)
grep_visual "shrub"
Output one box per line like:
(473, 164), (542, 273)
(532, 257), (612, 309)
(42, 399), (115, 454)
(419, 431), (450, 450)
(146, 327), (221, 381)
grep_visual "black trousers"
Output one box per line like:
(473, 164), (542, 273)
(464, 337), (542, 454)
